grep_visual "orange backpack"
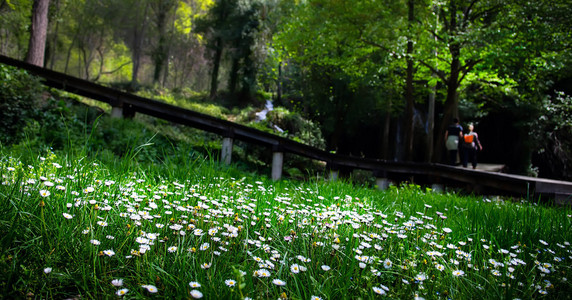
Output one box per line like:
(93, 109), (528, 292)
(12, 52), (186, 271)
(464, 134), (474, 143)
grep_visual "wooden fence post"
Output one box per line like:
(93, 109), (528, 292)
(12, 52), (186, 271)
(329, 170), (339, 181)
(272, 151), (284, 181)
(111, 106), (123, 118)
(374, 170), (389, 190)
(221, 137), (233, 165)
(376, 178), (390, 190)
(327, 163), (339, 182)
(431, 184), (444, 193)
(110, 98), (123, 119)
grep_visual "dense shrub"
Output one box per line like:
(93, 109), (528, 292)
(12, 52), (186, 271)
(266, 107), (325, 149)
(0, 66), (325, 179)
(532, 91), (572, 180)
(0, 65), (44, 144)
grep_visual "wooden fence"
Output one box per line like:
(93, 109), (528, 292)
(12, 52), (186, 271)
(1, 54), (571, 202)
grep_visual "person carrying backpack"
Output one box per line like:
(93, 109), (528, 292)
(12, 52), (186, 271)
(461, 124), (483, 169)
(445, 118), (463, 165)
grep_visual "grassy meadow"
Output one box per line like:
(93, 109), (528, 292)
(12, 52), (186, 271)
(1, 144), (571, 299)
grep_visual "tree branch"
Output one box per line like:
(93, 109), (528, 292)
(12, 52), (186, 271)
(101, 62), (132, 75)
(457, 58), (483, 84)
(417, 59), (448, 83)
(358, 37), (392, 53)
(477, 78), (507, 86)
(436, 55), (451, 65)
(468, 4), (503, 24)
(461, 0), (480, 27)
(428, 29), (445, 42)
(92, 47), (104, 82)
(440, 7), (449, 32)
(93, 45), (131, 82)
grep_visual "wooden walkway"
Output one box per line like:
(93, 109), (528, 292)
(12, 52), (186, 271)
(469, 163), (505, 172)
(1, 54), (572, 203)
(444, 164), (571, 204)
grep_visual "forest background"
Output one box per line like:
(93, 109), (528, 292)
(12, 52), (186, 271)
(1, 0), (571, 180)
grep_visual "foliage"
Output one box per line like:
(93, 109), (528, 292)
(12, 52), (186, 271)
(0, 0), (32, 58)
(272, 0), (422, 157)
(18, 100), (220, 168)
(266, 107), (325, 149)
(0, 67), (326, 181)
(195, 0), (266, 102)
(136, 88), (228, 119)
(2, 0), (572, 178)
(452, 0), (572, 176)
(0, 65), (43, 145)
(0, 70), (207, 168)
(531, 92), (572, 180)
(272, 0), (572, 175)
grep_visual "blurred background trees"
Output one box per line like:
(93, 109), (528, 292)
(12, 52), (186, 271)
(1, 0), (571, 179)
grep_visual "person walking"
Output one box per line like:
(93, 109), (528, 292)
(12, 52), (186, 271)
(461, 124), (483, 169)
(445, 118), (463, 165)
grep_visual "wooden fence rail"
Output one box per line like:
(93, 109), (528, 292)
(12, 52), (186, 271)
(1, 55), (571, 202)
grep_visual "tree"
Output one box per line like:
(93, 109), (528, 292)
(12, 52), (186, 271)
(25, 0), (50, 66)
(55, 0), (117, 81)
(169, 0), (212, 90)
(123, 0), (150, 89)
(46, 0), (63, 69)
(416, 0), (503, 162)
(226, 2), (259, 98)
(43, 0), (214, 88)
(1, 0), (34, 59)
(464, 0), (572, 175)
(196, 0), (263, 102)
(150, 0), (177, 85)
(274, 0), (415, 158)
(92, 0), (152, 89)
(403, 0), (415, 161)
(195, 0), (238, 98)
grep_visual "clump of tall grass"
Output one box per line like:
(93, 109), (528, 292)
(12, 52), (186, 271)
(0, 144), (570, 299)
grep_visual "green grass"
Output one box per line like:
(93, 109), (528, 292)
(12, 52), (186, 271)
(2, 60), (570, 299)
(1, 143), (571, 299)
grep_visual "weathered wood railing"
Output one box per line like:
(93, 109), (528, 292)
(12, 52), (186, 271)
(1, 54), (571, 202)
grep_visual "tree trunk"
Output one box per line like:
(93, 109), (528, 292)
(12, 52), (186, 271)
(152, 36), (167, 85)
(130, 30), (142, 90)
(130, 25), (145, 90)
(436, 48), (461, 163)
(404, 0), (415, 161)
(229, 56), (239, 94)
(152, 3), (169, 85)
(276, 61), (282, 103)
(63, 33), (76, 74)
(381, 99), (392, 160)
(25, 0), (50, 67)
(79, 44), (89, 79)
(240, 49), (256, 104)
(47, 0), (61, 69)
(209, 37), (223, 99)
(129, 2), (149, 91)
(435, 0), (461, 163)
(426, 80), (435, 162)
(427, 7), (440, 163)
